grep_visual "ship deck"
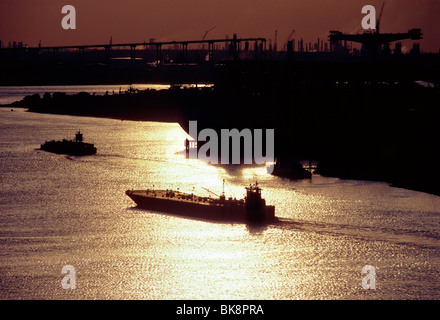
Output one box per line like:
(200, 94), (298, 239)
(127, 189), (245, 207)
(126, 188), (276, 223)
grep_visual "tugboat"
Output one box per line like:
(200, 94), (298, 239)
(40, 131), (97, 156)
(126, 181), (276, 223)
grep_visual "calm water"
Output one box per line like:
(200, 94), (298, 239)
(1, 102), (440, 299)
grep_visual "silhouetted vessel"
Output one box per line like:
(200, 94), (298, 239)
(268, 159), (312, 180)
(40, 131), (97, 156)
(126, 182), (276, 223)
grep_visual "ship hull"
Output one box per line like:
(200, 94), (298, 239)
(40, 141), (97, 156)
(126, 190), (276, 223)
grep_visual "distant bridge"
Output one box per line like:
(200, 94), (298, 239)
(1, 36), (267, 65)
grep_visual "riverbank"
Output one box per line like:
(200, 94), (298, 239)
(3, 78), (440, 197)
(4, 86), (204, 123)
(315, 155), (440, 197)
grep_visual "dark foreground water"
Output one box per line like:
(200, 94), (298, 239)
(1, 107), (440, 300)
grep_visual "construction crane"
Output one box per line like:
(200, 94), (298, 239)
(198, 26), (216, 50)
(329, 1), (422, 57)
(285, 29), (295, 51)
(376, 2), (385, 34)
(202, 26), (216, 40)
(287, 29), (295, 41)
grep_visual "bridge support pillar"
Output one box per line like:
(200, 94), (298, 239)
(52, 48), (59, 64)
(208, 42), (214, 63)
(182, 43), (188, 65)
(78, 47), (85, 65)
(156, 44), (162, 66)
(130, 45), (136, 62)
(104, 46), (111, 66)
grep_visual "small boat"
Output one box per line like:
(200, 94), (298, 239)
(40, 131), (97, 156)
(126, 181), (276, 223)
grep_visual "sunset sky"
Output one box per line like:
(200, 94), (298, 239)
(1, 0), (439, 52)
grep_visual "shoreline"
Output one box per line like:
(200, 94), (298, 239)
(4, 84), (440, 198)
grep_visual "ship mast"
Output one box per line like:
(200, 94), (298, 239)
(202, 180), (227, 200)
(202, 187), (219, 197)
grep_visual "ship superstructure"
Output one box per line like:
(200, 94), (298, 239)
(40, 131), (97, 156)
(126, 182), (276, 223)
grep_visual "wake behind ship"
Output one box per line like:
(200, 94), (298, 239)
(126, 182), (276, 223)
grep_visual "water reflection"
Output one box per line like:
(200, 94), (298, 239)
(129, 206), (272, 235)
(2, 108), (440, 299)
(246, 222), (271, 235)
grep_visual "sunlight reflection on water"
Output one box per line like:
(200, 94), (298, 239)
(1, 108), (440, 299)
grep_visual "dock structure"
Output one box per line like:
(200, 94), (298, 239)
(329, 28), (422, 57)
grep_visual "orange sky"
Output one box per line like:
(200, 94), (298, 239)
(1, 0), (439, 52)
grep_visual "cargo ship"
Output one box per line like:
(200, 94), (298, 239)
(40, 131), (97, 156)
(126, 181), (276, 223)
